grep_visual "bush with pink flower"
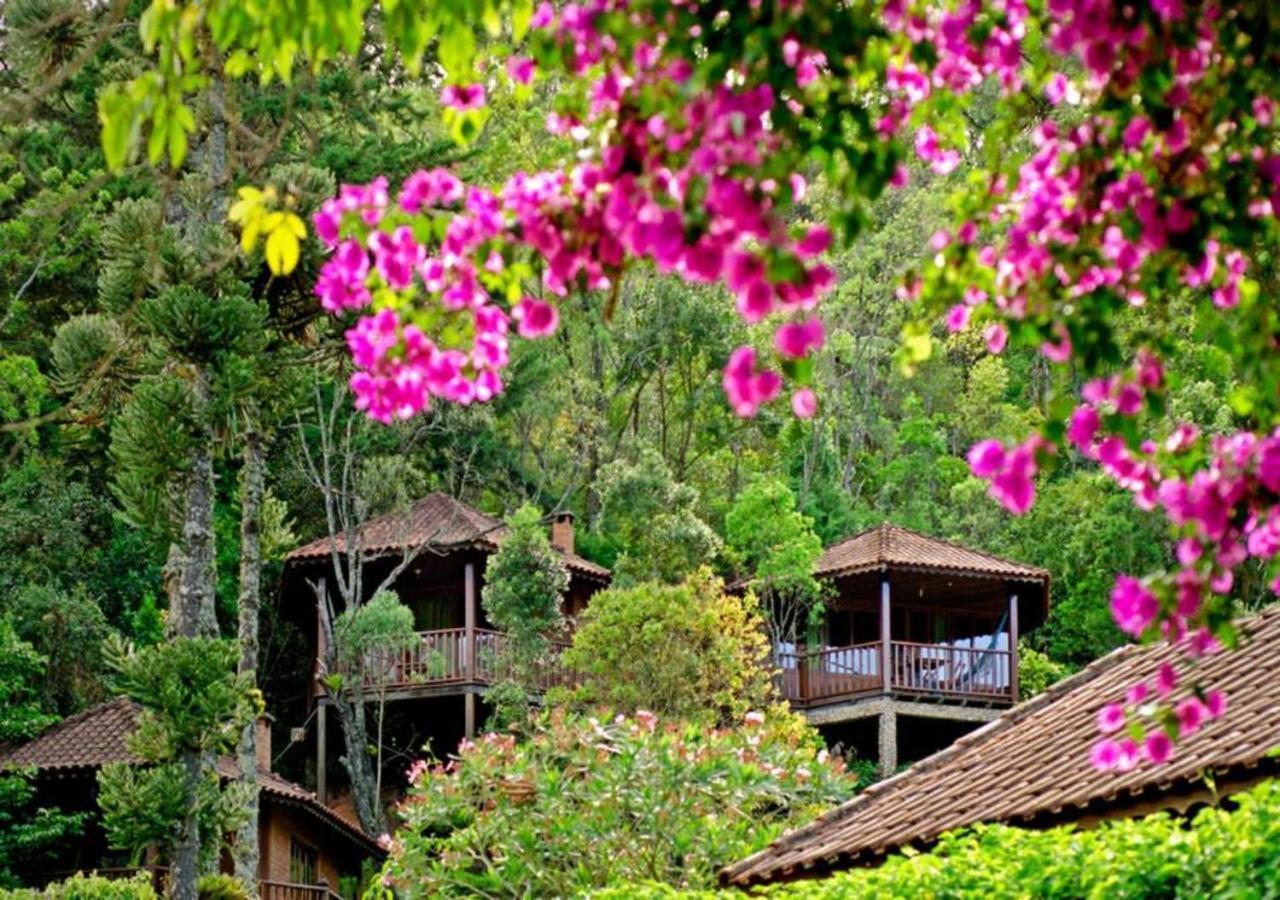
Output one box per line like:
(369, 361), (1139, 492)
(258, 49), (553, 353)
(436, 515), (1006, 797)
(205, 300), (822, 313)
(376, 709), (860, 897)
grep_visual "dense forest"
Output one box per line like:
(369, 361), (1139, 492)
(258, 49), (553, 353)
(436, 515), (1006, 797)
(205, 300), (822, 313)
(2, 0), (1278, 897)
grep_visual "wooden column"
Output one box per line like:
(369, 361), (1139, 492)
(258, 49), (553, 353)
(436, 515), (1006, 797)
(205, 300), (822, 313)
(316, 701), (327, 804)
(464, 561), (477, 738)
(796, 639), (809, 702)
(880, 576), (891, 694)
(1008, 590), (1020, 702)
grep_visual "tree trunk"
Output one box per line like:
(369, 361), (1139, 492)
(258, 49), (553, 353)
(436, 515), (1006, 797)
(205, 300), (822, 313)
(334, 691), (385, 835)
(170, 366), (218, 640)
(169, 754), (203, 900)
(234, 430), (264, 889)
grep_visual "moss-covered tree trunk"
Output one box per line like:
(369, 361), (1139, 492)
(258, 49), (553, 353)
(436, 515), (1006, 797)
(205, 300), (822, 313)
(234, 429), (264, 888)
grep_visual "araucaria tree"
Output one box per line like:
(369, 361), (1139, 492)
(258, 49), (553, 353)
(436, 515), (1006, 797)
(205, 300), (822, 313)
(86, 0), (1280, 771)
(96, 637), (257, 895)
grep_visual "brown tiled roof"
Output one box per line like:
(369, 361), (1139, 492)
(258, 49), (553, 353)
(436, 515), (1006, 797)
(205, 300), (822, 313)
(723, 607), (1280, 887)
(815, 522), (1049, 583)
(0, 699), (378, 853)
(285, 492), (610, 581)
(0, 696), (140, 770)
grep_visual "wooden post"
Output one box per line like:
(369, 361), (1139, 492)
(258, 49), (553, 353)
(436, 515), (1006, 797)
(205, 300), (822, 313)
(880, 576), (891, 694)
(464, 561), (477, 738)
(464, 562), (477, 677)
(796, 639), (809, 702)
(316, 701), (327, 804)
(1008, 591), (1020, 702)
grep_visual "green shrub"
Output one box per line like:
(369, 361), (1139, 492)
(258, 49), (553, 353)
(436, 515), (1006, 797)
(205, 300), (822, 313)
(593, 778), (1280, 899)
(557, 568), (779, 726)
(0, 873), (159, 900)
(196, 874), (249, 900)
(379, 708), (856, 897)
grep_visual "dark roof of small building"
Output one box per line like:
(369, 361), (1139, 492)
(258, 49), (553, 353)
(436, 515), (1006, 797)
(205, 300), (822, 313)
(0, 698), (379, 854)
(284, 491), (610, 581)
(722, 607), (1280, 887)
(815, 522), (1050, 583)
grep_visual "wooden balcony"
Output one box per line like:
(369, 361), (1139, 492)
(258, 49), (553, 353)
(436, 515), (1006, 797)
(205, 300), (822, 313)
(344, 627), (575, 698)
(775, 640), (1015, 707)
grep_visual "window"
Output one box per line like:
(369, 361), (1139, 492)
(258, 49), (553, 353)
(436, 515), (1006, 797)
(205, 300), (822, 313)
(289, 836), (318, 885)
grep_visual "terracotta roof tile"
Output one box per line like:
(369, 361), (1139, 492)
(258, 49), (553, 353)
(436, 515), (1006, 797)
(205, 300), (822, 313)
(723, 607), (1280, 886)
(285, 492), (610, 580)
(0, 696), (140, 770)
(816, 522), (1049, 583)
(0, 699), (378, 852)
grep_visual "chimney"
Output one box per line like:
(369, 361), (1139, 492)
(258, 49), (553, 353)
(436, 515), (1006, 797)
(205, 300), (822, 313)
(550, 511), (575, 555)
(256, 712), (275, 774)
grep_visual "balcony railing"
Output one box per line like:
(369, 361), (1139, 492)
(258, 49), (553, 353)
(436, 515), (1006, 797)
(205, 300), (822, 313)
(347, 628), (575, 694)
(775, 639), (1015, 706)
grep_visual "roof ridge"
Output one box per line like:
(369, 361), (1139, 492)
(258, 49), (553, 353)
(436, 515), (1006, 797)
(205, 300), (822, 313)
(882, 521), (1050, 576)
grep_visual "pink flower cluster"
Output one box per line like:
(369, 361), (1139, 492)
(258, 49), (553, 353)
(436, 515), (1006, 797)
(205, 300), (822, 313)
(1090, 661), (1228, 772)
(966, 437), (1044, 514)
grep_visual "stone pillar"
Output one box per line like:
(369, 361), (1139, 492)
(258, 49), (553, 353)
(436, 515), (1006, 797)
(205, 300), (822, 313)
(877, 705), (898, 779)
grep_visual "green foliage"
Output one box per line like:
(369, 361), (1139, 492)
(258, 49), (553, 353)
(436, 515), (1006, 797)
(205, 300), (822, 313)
(1017, 643), (1071, 701)
(0, 872), (158, 900)
(380, 709), (854, 897)
(7, 584), (109, 714)
(559, 569), (778, 726)
(96, 637), (257, 867)
(724, 476), (825, 643)
(597, 450), (721, 586)
(194, 874), (249, 900)
(0, 622), (85, 886)
(481, 503), (569, 727)
(595, 778), (1280, 899)
(331, 591), (417, 681)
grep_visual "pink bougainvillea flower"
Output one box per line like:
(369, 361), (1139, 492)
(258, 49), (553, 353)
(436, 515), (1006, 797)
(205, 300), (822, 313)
(946, 304), (971, 333)
(791, 388), (817, 419)
(1111, 577), (1160, 638)
(967, 440), (1007, 479)
(1144, 731), (1174, 764)
(1096, 703), (1125, 734)
(441, 83), (487, 111)
(1090, 738), (1120, 771)
(1175, 697), (1206, 736)
(723, 346), (782, 417)
(512, 297), (560, 339)
(984, 322), (1008, 354)
(774, 317), (825, 358)
(506, 56), (536, 85)
(1154, 662), (1178, 696)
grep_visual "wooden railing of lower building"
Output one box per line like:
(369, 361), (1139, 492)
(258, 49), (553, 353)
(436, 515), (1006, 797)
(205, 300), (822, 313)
(774, 640), (1015, 707)
(37, 868), (343, 900)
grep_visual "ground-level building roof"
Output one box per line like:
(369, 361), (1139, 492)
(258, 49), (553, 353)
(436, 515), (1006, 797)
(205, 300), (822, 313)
(0, 697), (379, 854)
(722, 606), (1280, 887)
(284, 491), (610, 581)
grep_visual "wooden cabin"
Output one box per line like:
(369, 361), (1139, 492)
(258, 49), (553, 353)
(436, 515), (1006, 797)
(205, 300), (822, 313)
(276, 493), (610, 801)
(0, 698), (381, 898)
(773, 523), (1050, 774)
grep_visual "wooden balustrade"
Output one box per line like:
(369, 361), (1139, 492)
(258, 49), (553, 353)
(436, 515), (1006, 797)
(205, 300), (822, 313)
(778, 639), (1014, 706)
(260, 879), (343, 900)
(350, 627), (575, 694)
